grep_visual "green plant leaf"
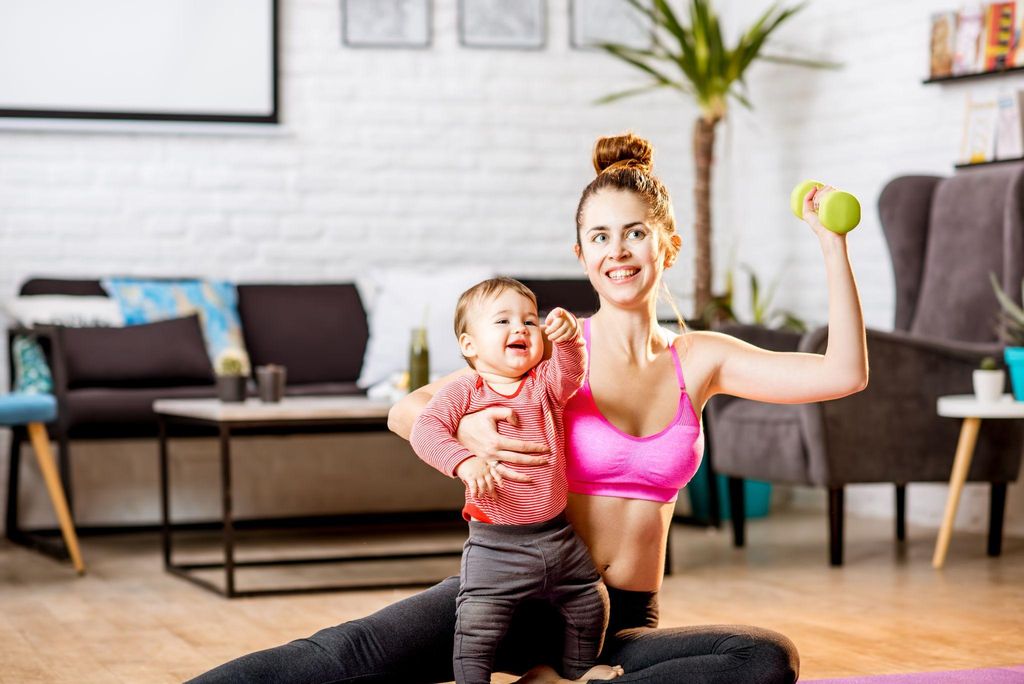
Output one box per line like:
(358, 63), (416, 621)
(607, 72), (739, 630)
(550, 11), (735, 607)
(759, 53), (843, 69)
(991, 273), (1024, 327)
(594, 82), (675, 104)
(598, 43), (681, 88)
(775, 311), (808, 333)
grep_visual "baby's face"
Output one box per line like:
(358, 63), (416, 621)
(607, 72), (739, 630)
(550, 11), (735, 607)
(460, 289), (544, 378)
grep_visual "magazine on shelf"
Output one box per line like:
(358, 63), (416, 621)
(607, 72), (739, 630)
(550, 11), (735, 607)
(996, 90), (1024, 159)
(954, 3), (985, 74)
(960, 95), (1000, 164)
(930, 11), (958, 78)
(983, 2), (1016, 70)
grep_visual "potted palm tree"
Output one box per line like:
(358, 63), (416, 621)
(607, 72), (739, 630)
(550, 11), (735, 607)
(597, 0), (837, 321)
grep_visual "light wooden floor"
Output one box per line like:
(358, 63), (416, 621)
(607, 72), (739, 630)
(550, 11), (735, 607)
(1, 509), (1022, 683)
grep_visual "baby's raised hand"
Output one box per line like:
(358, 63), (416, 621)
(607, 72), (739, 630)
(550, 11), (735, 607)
(455, 456), (501, 498)
(543, 307), (578, 343)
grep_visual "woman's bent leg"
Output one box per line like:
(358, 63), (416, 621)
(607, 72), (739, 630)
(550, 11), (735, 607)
(598, 624), (799, 684)
(187, 576), (461, 684)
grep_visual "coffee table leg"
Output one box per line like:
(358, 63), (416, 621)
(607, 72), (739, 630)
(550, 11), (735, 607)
(159, 417), (171, 569)
(220, 425), (236, 597)
(933, 416), (981, 569)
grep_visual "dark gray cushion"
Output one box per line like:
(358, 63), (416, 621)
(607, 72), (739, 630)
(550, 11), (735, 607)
(237, 284), (368, 385)
(64, 385), (217, 433)
(517, 278), (599, 317)
(19, 278), (106, 296)
(910, 166), (1021, 342)
(60, 315), (213, 389)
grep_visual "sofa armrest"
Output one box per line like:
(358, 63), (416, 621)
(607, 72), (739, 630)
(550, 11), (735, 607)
(798, 328), (1012, 484)
(798, 325), (1001, 362)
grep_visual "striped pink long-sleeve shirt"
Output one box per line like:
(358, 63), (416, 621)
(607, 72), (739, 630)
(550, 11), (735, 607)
(409, 332), (586, 524)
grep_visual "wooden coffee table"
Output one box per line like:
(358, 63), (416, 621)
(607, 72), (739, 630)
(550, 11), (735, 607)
(154, 396), (463, 598)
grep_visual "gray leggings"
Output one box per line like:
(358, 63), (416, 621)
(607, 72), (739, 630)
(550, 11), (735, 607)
(189, 577), (799, 683)
(456, 514), (607, 683)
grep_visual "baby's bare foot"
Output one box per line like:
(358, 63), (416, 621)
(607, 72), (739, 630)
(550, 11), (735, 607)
(513, 664), (624, 684)
(513, 665), (563, 684)
(576, 664), (624, 682)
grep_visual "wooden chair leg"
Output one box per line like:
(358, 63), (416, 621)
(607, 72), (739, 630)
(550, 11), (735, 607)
(728, 476), (746, 547)
(26, 422), (85, 574)
(58, 431), (74, 514)
(988, 482), (1007, 557)
(828, 487), (844, 567)
(895, 483), (906, 542)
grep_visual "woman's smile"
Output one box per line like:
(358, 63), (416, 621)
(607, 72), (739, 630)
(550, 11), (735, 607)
(606, 266), (640, 283)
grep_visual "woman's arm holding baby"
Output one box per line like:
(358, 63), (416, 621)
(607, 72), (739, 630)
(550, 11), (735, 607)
(388, 368), (549, 482)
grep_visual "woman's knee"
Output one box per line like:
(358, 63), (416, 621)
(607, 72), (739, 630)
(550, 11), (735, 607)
(746, 627), (800, 684)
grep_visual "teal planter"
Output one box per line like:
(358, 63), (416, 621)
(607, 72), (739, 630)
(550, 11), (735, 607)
(686, 454), (771, 522)
(1004, 347), (1024, 400)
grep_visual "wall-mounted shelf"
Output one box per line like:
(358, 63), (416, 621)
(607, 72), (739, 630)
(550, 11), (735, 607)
(955, 156), (1024, 169)
(924, 64), (1024, 85)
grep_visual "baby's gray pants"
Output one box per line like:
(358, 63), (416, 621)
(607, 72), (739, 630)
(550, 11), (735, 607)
(454, 512), (608, 684)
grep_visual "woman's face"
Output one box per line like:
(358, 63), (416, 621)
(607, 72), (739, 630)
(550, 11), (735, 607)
(575, 189), (677, 309)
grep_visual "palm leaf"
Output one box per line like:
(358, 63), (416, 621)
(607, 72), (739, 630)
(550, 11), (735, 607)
(599, 0), (823, 108)
(598, 43), (680, 87)
(759, 53), (843, 69)
(594, 82), (676, 104)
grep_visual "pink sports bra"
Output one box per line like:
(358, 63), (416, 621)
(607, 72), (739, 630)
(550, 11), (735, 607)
(564, 318), (703, 504)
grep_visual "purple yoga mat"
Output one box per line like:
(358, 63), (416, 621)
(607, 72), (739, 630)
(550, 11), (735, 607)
(805, 664), (1024, 683)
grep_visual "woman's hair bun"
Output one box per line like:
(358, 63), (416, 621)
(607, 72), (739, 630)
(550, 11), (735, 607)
(592, 132), (653, 175)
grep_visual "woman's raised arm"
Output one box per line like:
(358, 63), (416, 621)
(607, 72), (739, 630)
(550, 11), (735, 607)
(703, 189), (868, 404)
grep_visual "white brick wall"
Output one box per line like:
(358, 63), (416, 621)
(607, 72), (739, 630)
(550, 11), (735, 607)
(1, 0), (1022, 536)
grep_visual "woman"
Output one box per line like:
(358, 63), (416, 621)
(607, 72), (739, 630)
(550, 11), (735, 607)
(192, 133), (866, 683)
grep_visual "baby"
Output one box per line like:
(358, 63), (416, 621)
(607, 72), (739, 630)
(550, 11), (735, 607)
(410, 277), (621, 684)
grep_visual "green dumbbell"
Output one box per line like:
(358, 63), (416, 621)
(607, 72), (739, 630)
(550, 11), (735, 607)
(790, 180), (861, 234)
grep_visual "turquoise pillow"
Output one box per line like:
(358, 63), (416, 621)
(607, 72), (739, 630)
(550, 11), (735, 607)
(101, 278), (248, 369)
(11, 334), (54, 395)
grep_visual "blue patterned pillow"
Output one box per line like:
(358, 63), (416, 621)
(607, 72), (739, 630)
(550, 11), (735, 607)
(101, 278), (248, 368)
(12, 334), (54, 394)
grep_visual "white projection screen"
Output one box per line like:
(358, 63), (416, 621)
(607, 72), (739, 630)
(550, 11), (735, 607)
(0, 0), (278, 124)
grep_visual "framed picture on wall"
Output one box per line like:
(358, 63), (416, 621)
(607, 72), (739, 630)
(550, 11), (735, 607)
(0, 0), (279, 126)
(342, 0), (431, 48)
(570, 0), (652, 51)
(459, 0), (546, 50)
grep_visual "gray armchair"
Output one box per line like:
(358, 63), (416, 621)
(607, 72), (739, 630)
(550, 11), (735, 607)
(705, 164), (1024, 566)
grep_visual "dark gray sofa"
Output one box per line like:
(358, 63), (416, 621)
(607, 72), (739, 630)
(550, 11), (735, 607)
(5, 276), (599, 547)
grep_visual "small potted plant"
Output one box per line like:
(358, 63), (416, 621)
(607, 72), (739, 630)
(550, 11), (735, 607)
(990, 274), (1024, 400)
(973, 356), (1005, 403)
(214, 347), (250, 403)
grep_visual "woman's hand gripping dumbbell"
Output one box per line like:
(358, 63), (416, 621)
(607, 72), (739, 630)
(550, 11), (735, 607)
(790, 180), (860, 234)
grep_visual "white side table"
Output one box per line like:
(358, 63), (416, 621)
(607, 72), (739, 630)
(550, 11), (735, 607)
(933, 394), (1024, 569)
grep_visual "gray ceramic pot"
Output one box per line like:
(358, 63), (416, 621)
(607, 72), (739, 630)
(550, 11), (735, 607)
(216, 375), (248, 403)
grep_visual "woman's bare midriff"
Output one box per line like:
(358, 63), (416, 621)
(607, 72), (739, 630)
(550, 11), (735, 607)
(566, 492), (675, 592)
